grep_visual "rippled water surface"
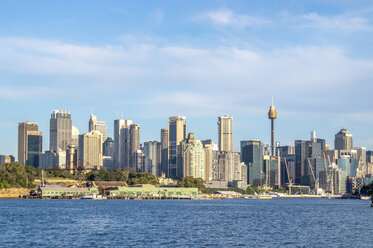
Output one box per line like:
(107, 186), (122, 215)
(0, 198), (372, 247)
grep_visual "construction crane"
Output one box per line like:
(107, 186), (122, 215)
(284, 157), (293, 195)
(307, 158), (320, 194)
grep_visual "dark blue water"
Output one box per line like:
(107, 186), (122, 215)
(0, 198), (372, 247)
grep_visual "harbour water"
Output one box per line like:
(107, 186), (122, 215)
(0, 198), (371, 247)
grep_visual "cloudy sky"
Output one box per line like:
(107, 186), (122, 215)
(1, 0), (373, 158)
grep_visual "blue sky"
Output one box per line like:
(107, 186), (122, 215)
(1, 0), (373, 158)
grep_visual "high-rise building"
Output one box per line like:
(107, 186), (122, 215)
(334, 128), (353, 151)
(144, 141), (161, 175)
(294, 140), (308, 185)
(129, 124), (140, 169)
(367, 150), (373, 163)
(133, 150), (144, 172)
(0, 155), (15, 165)
(208, 150), (244, 188)
(241, 140), (264, 186)
(178, 133), (205, 179)
(276, 146), (295, 185)
(39, 150), (67, 169)
(18, 122), (39, 165)
(354, 146), (366, 166)
(224, 151), (242, 184)
(263, 155), (280, 187)
(160, 128), (169, 176)
(89, 113), (107, 142)
(79, 131), (103, 171)
(25, 131), (43, 167)
(103, 137), (114, 158)
(113, 118), (133, 169)
(168, 116), (186, 178)
(338, 154), (357, 178)
(71, 126), (79, 147)
(218, 115), (233, 152)
(50, 110), (72, 152)
(203, 142), (217, 181)
(295, 132), (326, 186)
(39, 151), (57, 170)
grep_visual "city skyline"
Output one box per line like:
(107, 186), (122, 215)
(1, 1), (373, 156)
(5, 109), (369, 161)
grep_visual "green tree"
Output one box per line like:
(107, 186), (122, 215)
(127, 172), (159, 185)
(177, 176), (205, 191)
(0, 162), (35, 188)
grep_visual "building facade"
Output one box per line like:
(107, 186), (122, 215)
(178, 133), (205, 180)
(0, 155), (15, 165)
(168, 116), (186, 178)
(113, 118), (133, 169)
(129, 124), (140, 169)
(79, 131), (103, 171)
(334, 128), (353, 151)
(89, 113), (107, 142)
(218, 115), (233, 152)
(241, 140), (263, 186)
(103, 137), (114, 158)
(50, 110), (72, 152)
(144, 141), (162, 176)
(25, 131), (42, 167)
(18, 122), (39, 165)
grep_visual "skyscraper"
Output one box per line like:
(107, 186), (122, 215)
(133, 150), (144, 172)
(334, 128), (353, 151)
(168, 116), (186, 178)
(203, 141), (217, 181)
(25, 131), (42, 167)
(50, 110), (72, 152)
(160, 128), (169, 176)
(71, 126), (79, 147)
(113, 118), (133, 169)
(144, 141), (161, 175)
(89, 113), (107, 142)
(178, 133), (205, 180)
(129, 124), (140, 169)
(295, 132), (326, 186)
(218, 115), (233, 152)
(276, 146), (295, 185)
(241, 140), (264, 186)
(103, 137), (114, 158)
(18, 122), (39, 165)
(79, 131), (103, 171)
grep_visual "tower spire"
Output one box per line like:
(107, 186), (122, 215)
(268, 98), (277, 156)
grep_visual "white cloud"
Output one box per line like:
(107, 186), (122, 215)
(300, 12), (371, 31)
(195, 8), (270, 28)
(0, 86), (67, 101)
(0, 36), (373, 119)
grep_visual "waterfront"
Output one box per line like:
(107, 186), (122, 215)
(0, 198), (372, 247)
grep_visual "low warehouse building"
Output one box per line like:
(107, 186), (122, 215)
(39, 185), (98, 197)
(106, 187), (198, 196)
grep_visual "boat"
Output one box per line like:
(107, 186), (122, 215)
(258, 196), (272, 199)
(77, 195), (93, 200)
(256, 194), (273, 199)
(360, 196), (371, 200)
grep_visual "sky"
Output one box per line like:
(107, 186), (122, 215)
(1, 0), (373, 158)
